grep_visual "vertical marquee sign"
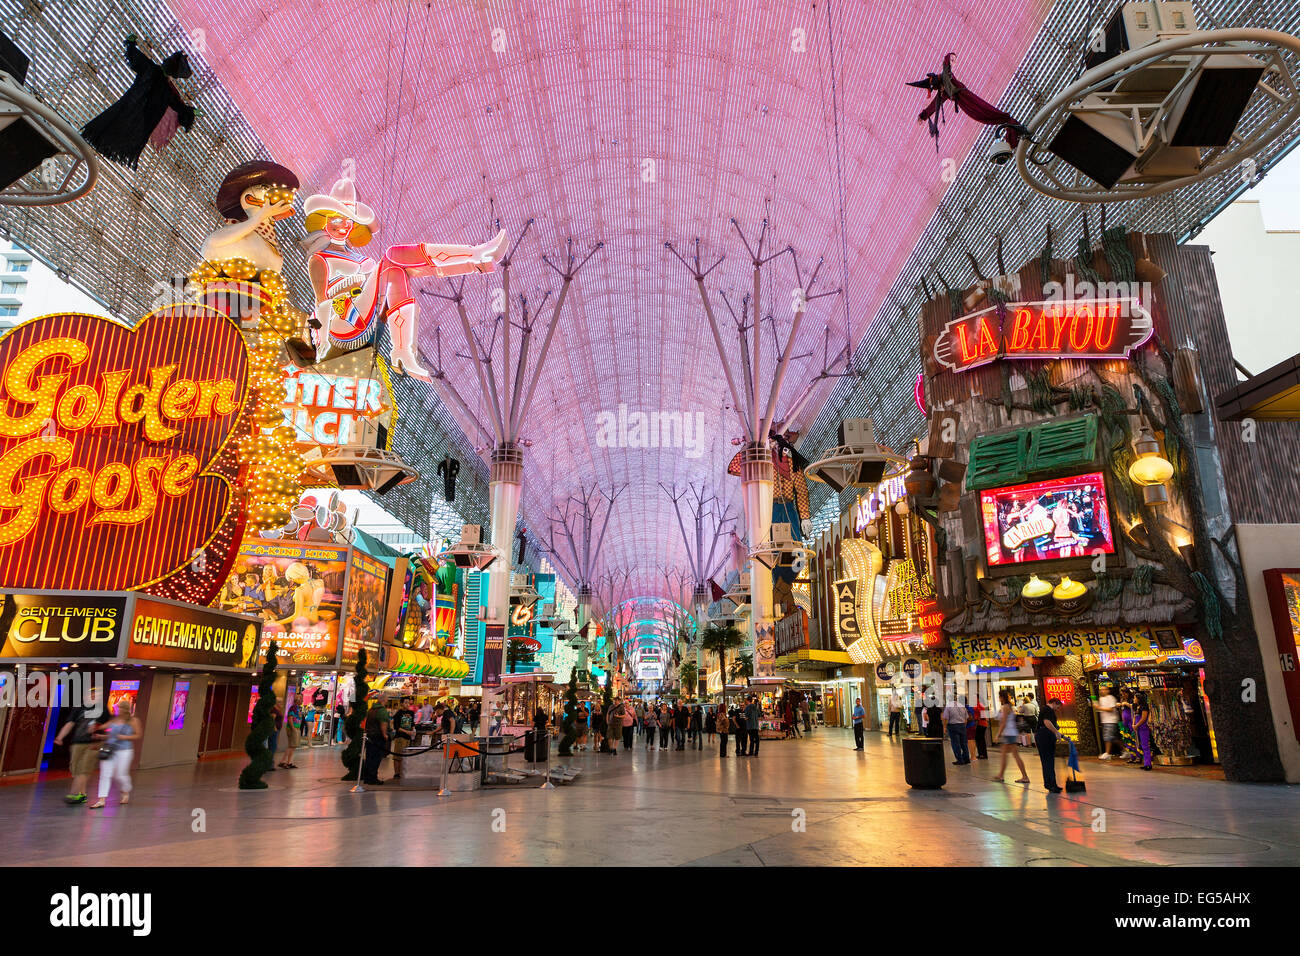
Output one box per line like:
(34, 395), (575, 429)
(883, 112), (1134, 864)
(0, 307), (250, 600)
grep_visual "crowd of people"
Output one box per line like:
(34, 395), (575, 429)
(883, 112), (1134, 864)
(1093, 684), (1154, 770)
(554, 693), (815, 757)
(358, 696), (481, 785)
(50, 676), (1158, 806)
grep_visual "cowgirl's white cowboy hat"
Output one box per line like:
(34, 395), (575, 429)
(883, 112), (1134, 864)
(304, 177), (376, 244)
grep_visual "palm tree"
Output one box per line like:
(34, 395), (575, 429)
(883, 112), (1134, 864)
(699, 623), (745, 708)
(679, 659), (699, 697)
(729, 653), (754, 688)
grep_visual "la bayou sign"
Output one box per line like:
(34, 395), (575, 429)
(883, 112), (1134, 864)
(934, 297), (1154, 373)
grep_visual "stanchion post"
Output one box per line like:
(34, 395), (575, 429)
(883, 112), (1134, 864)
(437, 734), (450, 797)
(349, 734), (368, 793)
(540, 725), (555, 790)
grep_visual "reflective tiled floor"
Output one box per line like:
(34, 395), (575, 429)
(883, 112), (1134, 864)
(4, 729), (1297, 866)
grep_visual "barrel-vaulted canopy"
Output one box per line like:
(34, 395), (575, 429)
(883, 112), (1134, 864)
(171, 0), (1048, 597)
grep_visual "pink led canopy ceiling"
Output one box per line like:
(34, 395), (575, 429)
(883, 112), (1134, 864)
(171, 0), (1046, 598)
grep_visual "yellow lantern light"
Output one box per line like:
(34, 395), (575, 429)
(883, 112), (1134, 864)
(1128, 425), (1173, 505)
(1020, 573), (1053, 613)
(1021, 574), (1053, 598)
(1052, 576), (1087, 601)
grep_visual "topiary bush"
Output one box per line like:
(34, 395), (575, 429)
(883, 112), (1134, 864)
(238, 640), (279, 790)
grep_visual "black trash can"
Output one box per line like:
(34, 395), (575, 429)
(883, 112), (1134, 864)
(902, 735), (947, 789)
(523, 730), (537, 762)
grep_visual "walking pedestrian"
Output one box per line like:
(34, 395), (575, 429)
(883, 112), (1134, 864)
(800, 697), (811, 734)
(280, 699), (302, 769)
(1036, 696), (1068, 792)
(643, 706), (658, 748)
(608, 700), (624, 754)
(690, 705), (703, 749)
(745, 696), (762, 756)
(1133, 691), (1154, 770)
(716, 707), (730, 756)
(1119, 688), (1140, 763)
(390, 697), (414, 779)
(621, 700), (635, 751)
(732, 706), (748, 756)
(334, 700), (347, 744)
(54, 684), (103, 806)
(1093, 684), (1121, 760)
(887, 687), (902, 738)
(89, 699), (141, 808)
(972, 697), (989, 759)
(705, 705), (716, 744)
(659, 705), (671, 749)
(993, 689), (1030, 784)
(942, 695), (970, 765)
(851, 696), (866, 750)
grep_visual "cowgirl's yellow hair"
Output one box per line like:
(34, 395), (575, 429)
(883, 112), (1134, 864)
(304, 208), (373, 246)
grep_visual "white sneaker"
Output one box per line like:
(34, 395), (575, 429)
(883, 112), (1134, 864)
(1098, 753), (1111, 760)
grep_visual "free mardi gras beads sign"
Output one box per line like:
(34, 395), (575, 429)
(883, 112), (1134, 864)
(0, 307), (250, 591)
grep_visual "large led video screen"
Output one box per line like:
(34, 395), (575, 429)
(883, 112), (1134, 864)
(979, 472), (1114, 568)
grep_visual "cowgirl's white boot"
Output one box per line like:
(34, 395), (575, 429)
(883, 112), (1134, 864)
(387, 300), (432, 382)
(426, 229), (508, 277)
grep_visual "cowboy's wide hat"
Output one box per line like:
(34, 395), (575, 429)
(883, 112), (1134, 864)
(304, 178), (378, 246)
(304, 177), (376, 224)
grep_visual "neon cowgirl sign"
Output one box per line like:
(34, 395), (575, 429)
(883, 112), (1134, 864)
(933, 297), (1154, 372)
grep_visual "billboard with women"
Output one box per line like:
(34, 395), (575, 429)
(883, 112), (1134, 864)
(979, 472), (1115, 569)
(214, 541), (348, 666)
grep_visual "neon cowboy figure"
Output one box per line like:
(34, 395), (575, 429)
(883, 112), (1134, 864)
(303, 177), (506, 381)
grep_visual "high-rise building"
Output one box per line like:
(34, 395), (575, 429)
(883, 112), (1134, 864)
(0, 240), (110, 333)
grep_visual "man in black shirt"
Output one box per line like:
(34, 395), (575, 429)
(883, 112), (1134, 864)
(391, 697), (415, 779)
(53, 685), (104, 805)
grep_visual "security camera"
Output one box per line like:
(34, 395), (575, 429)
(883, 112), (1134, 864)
(988, 139), (1014, 165)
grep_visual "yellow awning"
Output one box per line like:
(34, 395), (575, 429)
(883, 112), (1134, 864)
(774, 648), (853, 667)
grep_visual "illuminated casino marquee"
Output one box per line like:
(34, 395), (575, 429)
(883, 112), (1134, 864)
(0, 308), (249, 593)
(281, 357), (387, 449)
(933, 297), (1154, 373)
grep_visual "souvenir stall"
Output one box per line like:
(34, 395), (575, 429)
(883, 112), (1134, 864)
(499, 672), (565, 736)
(1085, 632), (1216, 765)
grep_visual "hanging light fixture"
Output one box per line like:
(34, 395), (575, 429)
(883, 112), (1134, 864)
(1020, 574), (1054, 613)
(1052, 575), (1091, 615)
(1128, 425), (1174, 505)
(894, 499), (910, 517)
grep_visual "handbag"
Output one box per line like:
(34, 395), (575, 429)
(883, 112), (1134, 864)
(98, 745), (114, 761)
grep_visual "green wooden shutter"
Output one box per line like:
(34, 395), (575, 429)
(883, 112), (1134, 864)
(965, 430), (1030, 491)
(1026, 415), (1098, 474)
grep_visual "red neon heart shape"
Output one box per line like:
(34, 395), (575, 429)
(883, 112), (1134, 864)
(0, 305), (249, 593)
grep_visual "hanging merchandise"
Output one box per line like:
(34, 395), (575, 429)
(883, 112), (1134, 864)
(301, 177), (508, 380)
(80, 36), (195, 169)
(438, 454), (460, 501)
